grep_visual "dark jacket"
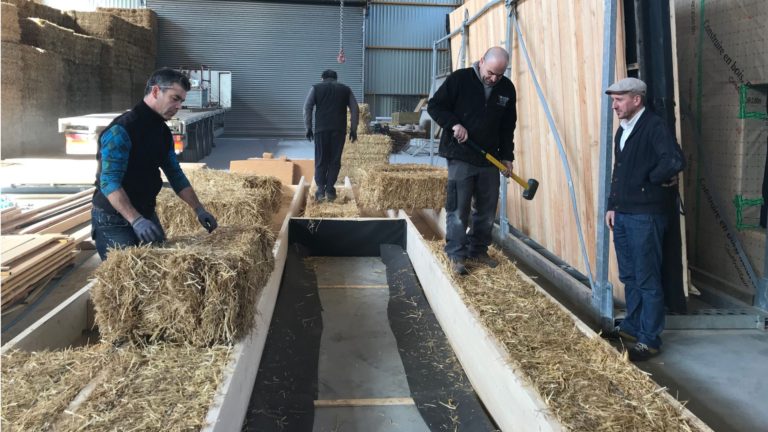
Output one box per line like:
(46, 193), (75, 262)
(427, 67), (516, 166)
(608, 109), (685, 214)
(93, 101), (174, 218)
(305, 79), (358, 133)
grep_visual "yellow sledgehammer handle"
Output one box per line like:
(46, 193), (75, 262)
(463, 139), (529, 190)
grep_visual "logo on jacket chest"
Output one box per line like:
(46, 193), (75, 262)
(496, 95), (510, 107)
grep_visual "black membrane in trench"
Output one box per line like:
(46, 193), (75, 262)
(243, 220), (496, 431)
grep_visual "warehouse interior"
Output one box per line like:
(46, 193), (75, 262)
(1, 0), (766, 431)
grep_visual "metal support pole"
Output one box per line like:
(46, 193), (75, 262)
(460, 9), (469, 68)
(757, 224), (768, 311)
(430, 42), (438, 166)
(594, 0), (618, 331)
(499, 0), (514, 237)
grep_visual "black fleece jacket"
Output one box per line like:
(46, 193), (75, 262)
(608, 109), (685, 214)
(427, 67), (516, 166)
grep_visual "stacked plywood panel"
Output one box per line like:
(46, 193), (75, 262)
(1, 234), (76, 308)
(1, 188), (93, 236)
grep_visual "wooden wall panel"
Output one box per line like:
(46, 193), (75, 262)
(448, 0), (630, 296)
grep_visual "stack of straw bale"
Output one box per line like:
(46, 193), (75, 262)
(339, 134), (393, 182)
(358, 164), (447, 210)
(431, 244), (701, 431)
(93, 226), (275, 346)
(304, 185), (359, 218)
(1, 344), (231, 430)
(1, 2), (21, 43)
(97, 7), (157, 33)
(6, 0), (77, 30)
(347, 102), (371, 136)
(157, 170), (282, 236)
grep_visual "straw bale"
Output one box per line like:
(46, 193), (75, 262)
(185, 168), (283, 212)
(304, 185), (359, 218)
(8, 0), (77, 31)
(1, 345), (111, 431)
(1, 3), (20, 42)
(97, 7), (157, 33)
(101, 38), (148, 70)
(347, 103), (371, 135)
(346, 133), (393, 155)
(358, 163), (447, 210)
(70, 11), (154, 54)
(100, 66), (133, 111)
(156, 182), (278, 237)
(93, 226), (275, 346)
(19, 17), (103, 64)
(430, 244), (700, 431)
(57, 344), (231, 431)
(66, 62), (102, 114)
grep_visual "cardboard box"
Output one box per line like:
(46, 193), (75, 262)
(230, 159), (294, 185)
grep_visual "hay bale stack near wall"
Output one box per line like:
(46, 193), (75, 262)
(93, 226), (275, 346)
(70, 10), (155, 55)
(347, 103), (371, 135)
(97, 7), (157, 33)
(1, 2), (21, 42)
(1, 41), (23, 154)
(7, 0), (77, 31)
(2, 344), (231, 431)
(1, 346), (111, 431)
(359, 164), (447, 210)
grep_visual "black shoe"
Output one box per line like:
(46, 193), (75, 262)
(326, 189), (337, 202)
(451, 259), (468, 276)
(468, 253), (498, 268)
(601, 326), (637, 343)
(628, 343), (659, 362)
(314, 190), (326, 202)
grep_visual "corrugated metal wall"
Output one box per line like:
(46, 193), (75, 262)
(364, 1), (458, 118)
(148, 0), (364, 137)
(39, 0), (146, 10)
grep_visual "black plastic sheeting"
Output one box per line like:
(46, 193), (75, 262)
(381, 244), (497, 431)
(245, 220), (495, 431)
(243, 245), (322, 431)
(288, 219), (406, 256)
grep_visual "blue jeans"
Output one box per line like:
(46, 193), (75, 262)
(92, 207), (165, 261)
(444, 159), (500, 261)
(613, 212), (668, 349)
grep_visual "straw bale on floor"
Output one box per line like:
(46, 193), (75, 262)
(93, 226), (275, 346)
(304, 185), (359, 218)
(2, 344), (231, 431)
(430, 244), (700, 431)
(1, 3), (21, 42)
(1, 345), (111, 431)
(358, 164), (447, 210)
(185, 169), (283, 213)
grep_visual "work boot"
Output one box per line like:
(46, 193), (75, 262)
(326, 188), (337, 202)
(314, 190), (326, 202)
(628, 343), (659, 362)
(451, 258), (468, 276)
(468, 252), (498, 268)
(601, 326), (638, 343)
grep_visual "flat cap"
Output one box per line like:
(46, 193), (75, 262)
(605, 77), (647, 95)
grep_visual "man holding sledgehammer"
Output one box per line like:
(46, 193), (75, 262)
(427, 47), (517, 275)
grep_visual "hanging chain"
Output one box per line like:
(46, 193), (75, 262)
(337, 0), (346, 63)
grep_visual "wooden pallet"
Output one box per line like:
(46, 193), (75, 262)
(1, 234), (76, 308)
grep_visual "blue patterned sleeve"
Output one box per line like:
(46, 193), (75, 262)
(99, 125), (132, 196)
(160, 148), (191, 193)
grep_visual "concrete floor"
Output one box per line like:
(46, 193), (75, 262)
(311, 257), (430, 432)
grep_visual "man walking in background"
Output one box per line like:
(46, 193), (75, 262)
(304, 69), (359, 202)
(92, 68), (218, 260)
(603, 77), (685, 361)
(427, 46), (517, 275)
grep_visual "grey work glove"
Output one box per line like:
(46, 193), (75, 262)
(306, 128), (314, 141)
(131, 216), (163, 243)
(349, 130), (357, 143)
(195, 207), (218, 233)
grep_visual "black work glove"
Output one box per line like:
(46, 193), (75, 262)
(131, 216), (163, 243)
(349, 130), (357, 143)
(306, 128), (314, 141)
(195, 207), (218, 233)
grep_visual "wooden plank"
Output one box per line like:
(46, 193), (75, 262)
(201, 177), (307, 432)
(0, 234), (38, 254)
(1, 239), (73, 284)
(18, 204), (91, 234)
(1, 249), (75, 301)
(39, 209), (91, 234)
(1, 235), (63, 265)
(314, 398), (415, 408)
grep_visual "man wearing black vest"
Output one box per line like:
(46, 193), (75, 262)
(427, 47), (517, 275)
(303, 69), (359, 202)
(603, 77), (685, 361)
(91, 68), (218, 260)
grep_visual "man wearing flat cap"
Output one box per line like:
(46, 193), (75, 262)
(602, 77), (685, 361)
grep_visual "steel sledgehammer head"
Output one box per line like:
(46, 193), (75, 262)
(523, 179), (539, 200)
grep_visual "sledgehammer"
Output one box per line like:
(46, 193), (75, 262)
(462, 138), (539, 200)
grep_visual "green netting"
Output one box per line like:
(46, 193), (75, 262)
(733, 194), (764, 230)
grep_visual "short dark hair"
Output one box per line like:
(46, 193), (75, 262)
(321, 69), (338, 80)
(144, 68), (191, 95)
